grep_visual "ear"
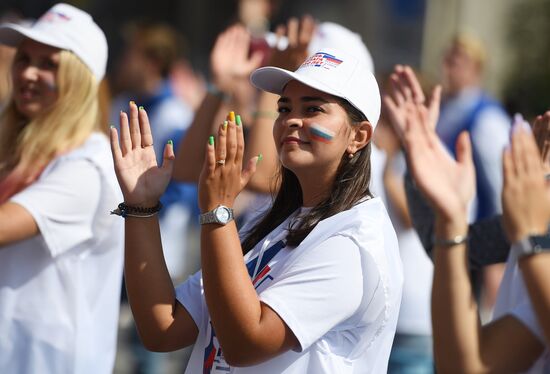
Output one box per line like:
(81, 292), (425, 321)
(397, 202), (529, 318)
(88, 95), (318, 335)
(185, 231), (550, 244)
(347, 120), (373, 154)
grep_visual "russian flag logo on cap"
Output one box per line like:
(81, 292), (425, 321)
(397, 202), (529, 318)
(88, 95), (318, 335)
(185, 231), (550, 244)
(301, 52), (343, 70)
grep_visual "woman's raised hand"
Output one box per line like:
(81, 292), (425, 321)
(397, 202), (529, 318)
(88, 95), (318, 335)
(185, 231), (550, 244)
(110, 102), (174, 206)
(268, 15), (315, 71)
(533, 111), (550, 171)
(210, 24), (263, 95)
(502, 117), (550, 243)
(198, 112), (259, 212)
(383, 65), (441, 142)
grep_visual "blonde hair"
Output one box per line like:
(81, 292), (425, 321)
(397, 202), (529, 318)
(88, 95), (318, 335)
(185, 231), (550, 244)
(452, 33), (487, 70)
(0, 50), (102, 201)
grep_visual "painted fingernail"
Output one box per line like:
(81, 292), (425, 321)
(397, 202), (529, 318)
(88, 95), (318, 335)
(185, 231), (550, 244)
(257, 153), (263, 164)
(223, 120), (228, 130)
(209, 136), (214, 145)
(167, 139), (173, 145)
(236, 114), (242, 127)
(129, 100), (135, 106)
(228, 111), (235, 122)
(138, 105), (144, 111)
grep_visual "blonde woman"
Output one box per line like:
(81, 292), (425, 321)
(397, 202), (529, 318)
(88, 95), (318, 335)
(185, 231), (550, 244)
(0, 4), (123, 374)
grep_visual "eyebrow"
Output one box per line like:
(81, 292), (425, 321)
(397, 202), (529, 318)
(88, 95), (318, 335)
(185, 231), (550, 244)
(277, 96), (331, 104)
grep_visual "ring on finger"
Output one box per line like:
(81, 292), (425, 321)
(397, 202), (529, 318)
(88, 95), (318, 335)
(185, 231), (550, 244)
(216, 159), (226, 166)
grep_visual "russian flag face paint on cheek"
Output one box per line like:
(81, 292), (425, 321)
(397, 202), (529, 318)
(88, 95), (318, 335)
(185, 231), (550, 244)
(309, 123), (335, 143)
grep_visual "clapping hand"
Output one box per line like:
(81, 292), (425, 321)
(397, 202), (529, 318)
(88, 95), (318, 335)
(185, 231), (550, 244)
(110, 102), (174, 207)
(198, 113), (259, 212)
(502, 116), (550, 243)
(383, 66), (475, 222)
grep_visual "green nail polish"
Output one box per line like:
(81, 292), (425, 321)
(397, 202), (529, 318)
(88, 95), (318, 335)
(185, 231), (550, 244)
(257, 153), (263, 163)
(109, 124), (115, 129)
(223, 120), (228, 130)
(209, 136), (214, 145)
(236, 114), (242, 127)
(167, 139), (173, 145)
(139, 105), (144, 111)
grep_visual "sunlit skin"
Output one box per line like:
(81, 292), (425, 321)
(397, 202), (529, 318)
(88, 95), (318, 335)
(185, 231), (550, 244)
(273, 80), (360, 206)
(11, 39), (60, 120)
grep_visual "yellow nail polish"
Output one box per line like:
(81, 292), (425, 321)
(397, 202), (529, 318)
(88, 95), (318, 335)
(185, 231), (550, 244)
(129, 100), (135, 106)
(228, 111), (235, 122)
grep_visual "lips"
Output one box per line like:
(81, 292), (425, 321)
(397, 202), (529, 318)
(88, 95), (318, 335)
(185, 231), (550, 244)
(281, 136), (311, 145)
(17, 87), (39, 101)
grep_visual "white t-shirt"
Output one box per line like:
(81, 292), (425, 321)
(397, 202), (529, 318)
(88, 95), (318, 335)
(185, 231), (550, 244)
(385, 152), (433, 336)
(493, 243), (550, 373)
(0, 133), (124, 374)
(176, 197), (403, 373)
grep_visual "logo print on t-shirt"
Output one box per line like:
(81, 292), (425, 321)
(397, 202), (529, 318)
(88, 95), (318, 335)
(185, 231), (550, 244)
(202, 240), (287, 373)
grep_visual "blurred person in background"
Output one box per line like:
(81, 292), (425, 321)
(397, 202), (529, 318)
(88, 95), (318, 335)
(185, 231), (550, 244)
(390, 65), (550, 373)
(110, 21), (200, 374)
(0, 4), (123, 374)
(438, 33), (511, 317)
(374, 115), (435, 374)
(0, 9), (22, 112)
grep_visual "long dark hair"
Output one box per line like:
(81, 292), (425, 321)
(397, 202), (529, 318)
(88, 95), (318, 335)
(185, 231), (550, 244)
(241, 99), (373, 253)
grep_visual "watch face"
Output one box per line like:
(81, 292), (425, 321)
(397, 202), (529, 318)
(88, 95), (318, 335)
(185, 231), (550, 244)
(215, 207), (231, 223)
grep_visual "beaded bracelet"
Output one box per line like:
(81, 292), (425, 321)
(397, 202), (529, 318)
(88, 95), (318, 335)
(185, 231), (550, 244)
(110, 202), (163, 218)
(433, 234), (469, 248)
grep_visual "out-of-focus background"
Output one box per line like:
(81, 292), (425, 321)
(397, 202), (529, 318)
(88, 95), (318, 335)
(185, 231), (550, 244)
(2, 0), (550, 117)
(2, 0), (549, 373)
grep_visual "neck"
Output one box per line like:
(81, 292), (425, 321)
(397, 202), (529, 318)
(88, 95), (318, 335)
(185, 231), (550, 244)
(295, 166), (337, 207)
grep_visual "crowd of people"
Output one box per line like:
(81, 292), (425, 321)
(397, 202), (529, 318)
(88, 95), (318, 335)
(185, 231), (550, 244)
(0, 2), (548, 374)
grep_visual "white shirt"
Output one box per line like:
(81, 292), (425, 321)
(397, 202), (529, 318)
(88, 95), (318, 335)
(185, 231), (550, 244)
(385, 152), (433, 336)
(176, 197), (403, 373)
(0, 133), (124, 374)
(493, 244), (550, 373)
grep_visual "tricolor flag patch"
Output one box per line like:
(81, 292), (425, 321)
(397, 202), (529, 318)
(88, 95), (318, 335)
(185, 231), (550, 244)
(309, 123), (336, 143)
(301, 52), (343, 70)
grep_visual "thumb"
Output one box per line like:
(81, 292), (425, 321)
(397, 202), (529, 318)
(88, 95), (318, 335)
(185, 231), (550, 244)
(428, 85), (442, 129)
(246, 51), (264, 73)
(455, 131), (473, 167)
(241, 155), (261, 187)
(161, 140), (175, 175)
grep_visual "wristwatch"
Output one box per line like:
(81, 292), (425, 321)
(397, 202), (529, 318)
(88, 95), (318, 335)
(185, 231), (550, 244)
(516, 232), (550, 258)
(199, 205), (234, 225)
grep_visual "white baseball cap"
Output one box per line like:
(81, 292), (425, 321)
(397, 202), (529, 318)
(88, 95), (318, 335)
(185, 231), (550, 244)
(250, 48), (381, 128)
(0, 3), (108, 81)
(309, 22), (375, 73)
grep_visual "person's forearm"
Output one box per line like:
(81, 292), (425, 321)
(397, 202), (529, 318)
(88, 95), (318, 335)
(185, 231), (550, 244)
(124, 217), (193, 349)
(432, 217), (486, 373)
(173, 93), (226, 183)
(519, 253), (550, 346)
(244, 92), (280, 194)
(201, 224), (280, 365)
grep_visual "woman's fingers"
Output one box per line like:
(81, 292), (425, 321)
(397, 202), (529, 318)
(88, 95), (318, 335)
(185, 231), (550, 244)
(119, 111), (131, 156)
(217, 120), (228, 163)
(403, 66), (425, 104)
(109, 126), (122, 163)
(138, 106), (154, 148)
(235, 115), (245, 164)
(128, 102), (141, 148)
(225, 114), (238, 163)
(161, 140), (175, 174)
(205, 136), (216, 175)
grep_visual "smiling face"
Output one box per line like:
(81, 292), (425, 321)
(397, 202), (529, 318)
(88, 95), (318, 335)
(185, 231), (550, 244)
(273, 80), (360, 180)
(11, 39), (61, 120)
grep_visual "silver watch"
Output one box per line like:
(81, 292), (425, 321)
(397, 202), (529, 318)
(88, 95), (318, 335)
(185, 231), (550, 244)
(516, 233), (550, 258)
(199, 205), (234, 225)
